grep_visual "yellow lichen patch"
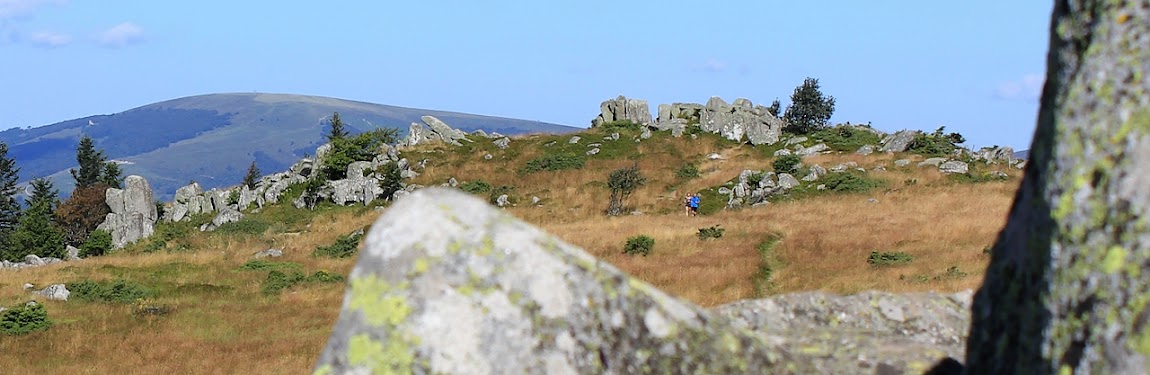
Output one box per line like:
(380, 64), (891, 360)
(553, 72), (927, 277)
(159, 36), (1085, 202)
(1102, 246), (1128, 274)
(412, 258), (430, 275)
(348, 275), (411, 327)
(1118, 13), (1131, 24)
(348, 333), (415, 375)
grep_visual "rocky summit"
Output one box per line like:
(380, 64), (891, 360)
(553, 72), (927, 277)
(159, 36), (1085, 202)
(314, 188), (968, 374)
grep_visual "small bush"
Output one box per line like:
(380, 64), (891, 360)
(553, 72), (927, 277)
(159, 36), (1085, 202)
(262, 270), (345, 295)
(523, 153), (586, 173)
(675, 163), (701, 179)
(0, 302), (52, 335)
(68, 279), (153, 304)
(238, 260), (302, 271)
(623, 235), (655, 256)
(307, 270), (345, 283)
(312, 231), (364, 258)
(907, 126), (966, 157)
(459, 180), (492, 194)
(821, 172), (884, 193)
(599, 119), (642, 131)
(773, 155), (802, 174)
(697, 225), (725, 240)
(80, 229), (113, 257)
(810, 126), (882, 152)
(262, 270), (306, 295)
(867, 251), (914, 267)
(214, 219), (271, 235)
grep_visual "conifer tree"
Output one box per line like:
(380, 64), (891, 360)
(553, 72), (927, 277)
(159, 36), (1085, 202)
(7, 178), (65, 260)
(242, 160), (261, 189)
(70, 136), (106, 189)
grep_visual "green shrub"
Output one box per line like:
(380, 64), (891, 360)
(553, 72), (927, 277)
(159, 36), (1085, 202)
(523, 153), (585, 173)
(0, 302), (52, 335)
(599, 120), (641, 131)
(261, 270), (307, 295)
(238, 260), (302, 271)
(773, 155), (802, 174)
(261, 270), (344, 295)
(810, 126), (881, 152)
(947, 171), (1011, 184)
(68, 279), (153, 303)
(820, 172), (884, 193)
(459, 180), (493, 194)
(80, 229), (113, 257)
(623, 235), (655, 256)
(907, 126), (966, 157)
(312, 231), (364, 258)
(307, 270), (345, 283)
(214, 219), (271, 235)
(675, 163), (701, 179)
(226, 189), (240, 206)
(867, 251), (914, 267)
(697, 225), (725, 240)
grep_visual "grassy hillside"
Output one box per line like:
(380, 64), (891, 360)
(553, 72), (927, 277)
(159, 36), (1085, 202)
(0, 125), (1020, 373)
(0, 93), (578, 199)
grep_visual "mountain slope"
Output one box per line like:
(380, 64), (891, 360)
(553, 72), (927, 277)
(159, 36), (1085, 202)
(0, 93), (577, 199)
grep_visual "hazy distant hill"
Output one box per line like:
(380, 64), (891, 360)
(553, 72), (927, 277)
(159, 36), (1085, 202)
(0, 93), (577, 199)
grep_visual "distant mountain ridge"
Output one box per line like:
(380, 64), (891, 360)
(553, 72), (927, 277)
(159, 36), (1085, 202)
(1, 93), (578, 199)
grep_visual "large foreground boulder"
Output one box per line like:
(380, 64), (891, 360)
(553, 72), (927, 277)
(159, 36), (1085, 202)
(315, 188), (811, 373)
(964, 2), (1150, 373)
(315, 189), (966, 374)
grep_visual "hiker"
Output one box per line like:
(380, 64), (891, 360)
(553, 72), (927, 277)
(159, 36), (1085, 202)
(689, 193), (700, 217)
(683, 194), (692, 217)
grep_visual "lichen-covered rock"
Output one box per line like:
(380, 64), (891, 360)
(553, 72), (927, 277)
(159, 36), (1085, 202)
(965, 2), (1150, 373)
(717, 290), (972, 373)
(314, 188), (815, 374)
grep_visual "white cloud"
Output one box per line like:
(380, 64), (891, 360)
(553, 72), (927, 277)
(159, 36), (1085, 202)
(28, 30), (69, 47)
(96, 21), (143, 48)
(996, 73), (1044, 100)
(0, 0), (65, 22)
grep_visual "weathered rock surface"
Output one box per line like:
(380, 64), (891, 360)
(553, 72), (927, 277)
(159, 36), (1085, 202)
(97, 175), (158, 249)
(698, 97), (783, 145)
(315, 189), (971, 373)
(591, 95), (652, 127)
(315, 188), (816, 374)
(938, 160), (969, 174)
(880, 130), (921, 153)
(30, 284), (70, 301)
(402, 116), (472, 147)
(254, 249), (283, 259)
(964, 2), (1150, 373)
(716, 290), (972, 373)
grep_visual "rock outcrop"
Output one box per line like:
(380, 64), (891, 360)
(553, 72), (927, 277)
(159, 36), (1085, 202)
(97, 175), (158, 249)
(402, 116), (472, 147)
(591, 95), (652, 127)
(879, 130), (920, 153)
(314, 189), (966, 373)
(699, 97), (784, 145)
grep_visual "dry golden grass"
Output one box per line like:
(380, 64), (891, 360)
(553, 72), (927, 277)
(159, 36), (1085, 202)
(0, 127), (1022, 373)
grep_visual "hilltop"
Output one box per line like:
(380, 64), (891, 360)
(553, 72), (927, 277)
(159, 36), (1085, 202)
(0, 93), (576, 199)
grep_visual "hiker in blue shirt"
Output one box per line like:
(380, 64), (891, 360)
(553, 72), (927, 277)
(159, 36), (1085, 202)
(689, 193), (700, 217)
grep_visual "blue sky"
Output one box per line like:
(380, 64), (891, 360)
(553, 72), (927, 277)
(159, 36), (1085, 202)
(2, 1), (1051, 149)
